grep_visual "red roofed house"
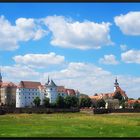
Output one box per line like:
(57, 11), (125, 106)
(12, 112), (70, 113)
(16, 81), (42, 108)
(89, 77), (128, 109)
(0, 71), (17, 106)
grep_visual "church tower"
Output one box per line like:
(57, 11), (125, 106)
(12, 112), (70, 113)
(0, 68), (2, 85)
(114, 77), (119, 92)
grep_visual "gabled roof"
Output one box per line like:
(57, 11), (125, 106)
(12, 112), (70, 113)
(1, 82), (17, 88)
(18, 81), (41, 89)
(57, 86), (66, 92)
(114, 86), (128, 98)
(66, 89), (76, 95)
(46, 79), (57, 87)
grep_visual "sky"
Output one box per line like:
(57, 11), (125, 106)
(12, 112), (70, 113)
(0, 3), (140, 99)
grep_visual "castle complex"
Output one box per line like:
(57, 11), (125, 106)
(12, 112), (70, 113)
(0, 70), (80, 108)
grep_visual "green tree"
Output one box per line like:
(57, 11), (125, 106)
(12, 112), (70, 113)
(56, 95), (65, 108)
(79, 97), (92, 108)
(33, 97), (41, 107)
(97, 99), (106, 108)
(138, 97), (140, 100)
(71, 96), (79, 107)
(133, 101), (140, 109)
(113, 92), (123, 101)
(43, 97), (50, 108)
(64, 96), (72, 108)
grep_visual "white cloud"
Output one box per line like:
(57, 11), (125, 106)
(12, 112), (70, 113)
(40, 62), (140, 98)
(1, 65), (40, 82)
(114, 11), (140, 35)
(99, 54), (119, 65)
(43, 15), (113, 50)
(0, 15), (47, 51)
(120, 44), (127, 51)
(13, 52), (65, 68)
(121, 49), (140, 64)
(1, 62), (140, 98)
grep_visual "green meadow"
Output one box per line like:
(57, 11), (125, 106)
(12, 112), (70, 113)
(0, 112), (140, 137)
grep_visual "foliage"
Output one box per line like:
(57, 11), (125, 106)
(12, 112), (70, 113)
(96, 99), (106, 108)
(64, 96), (79, 108)
(50, 102), (57, 108)
(56, 95), (65, 108)
(113, 92), (123, 101)
(129, 98), (134, 100)
(79, 97), (92, 108)
(133, 101), (140, 109)
(33, 97), (41, 107)
(138, 97), (140, 100)
(64, 96), (72, 108)
(43, 97), (50, 108)
(71, 96), (79, 107)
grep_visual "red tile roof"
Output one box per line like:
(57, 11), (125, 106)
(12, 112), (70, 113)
(57, 86), (66, 93)
(114, 86), (128, 98)
(0, 82), (17, 88)
(66, 89), (76, 95)
(128, 100), (140, 104)
(18, 81), (41, 89)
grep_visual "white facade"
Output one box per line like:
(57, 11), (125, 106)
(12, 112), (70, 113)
(16, 88), (40, 108)
(42, 80), (58, 103)
(16, 79), (79, 108)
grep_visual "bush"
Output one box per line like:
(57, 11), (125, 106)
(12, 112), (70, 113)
(133, 101), (140, 109)
(79, 97), (92, 108)
(43, 97), (50, 108)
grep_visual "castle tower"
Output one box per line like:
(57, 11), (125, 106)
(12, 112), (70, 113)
(44, 78), (57, 103)
(0, 68), (2, 85)
(114, 77), (119, 92)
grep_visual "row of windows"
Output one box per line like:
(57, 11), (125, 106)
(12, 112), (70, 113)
(18, 88), (38, 91)
(18, 93), (38, 95)
(18, 96), (38, 99)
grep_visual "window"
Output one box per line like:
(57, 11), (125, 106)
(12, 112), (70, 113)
(19, 93), (20, 95)
(29, 97), (30, 99)
(29, 93), (30, 95)
(25, 97), (26, 99)
(32, 93), (34, 95)
(50, 88), (52, 91)
(36, 93), (37, 95)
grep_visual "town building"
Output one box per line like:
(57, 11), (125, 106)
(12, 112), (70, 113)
(16, 77), (80, 108)
(0, 70), (17, 106)
(16, 81), (41, 108)
(90, 77), (128, 109)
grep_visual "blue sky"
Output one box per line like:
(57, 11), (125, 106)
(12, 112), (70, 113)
(0, 3), (140, 98)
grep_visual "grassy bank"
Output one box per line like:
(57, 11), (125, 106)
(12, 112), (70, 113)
(0, 112), (140, 137)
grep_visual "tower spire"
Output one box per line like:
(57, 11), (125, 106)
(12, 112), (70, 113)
(47, 75), (50, 84)
(114, 76), (119, 91)
(0, 68), (2, 85)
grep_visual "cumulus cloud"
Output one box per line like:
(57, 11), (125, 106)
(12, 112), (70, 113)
(1, 65), (40, 82)
(40, 62), (140, 98)
(121, 49), (140, 64)
(114, 11), (140, 35)
(0, 15), (47, 51)
(99, 54), (119, 65)
(1, 62), (140, 98)
(43, 15), (113, 50)
(13, 52), (65, 68)
(120, 44), (127, 51)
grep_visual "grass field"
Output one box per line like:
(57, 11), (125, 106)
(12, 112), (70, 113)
(0, 112), (140, 137)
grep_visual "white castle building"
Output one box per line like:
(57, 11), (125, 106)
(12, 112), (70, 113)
(16, 77), (80, 108)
